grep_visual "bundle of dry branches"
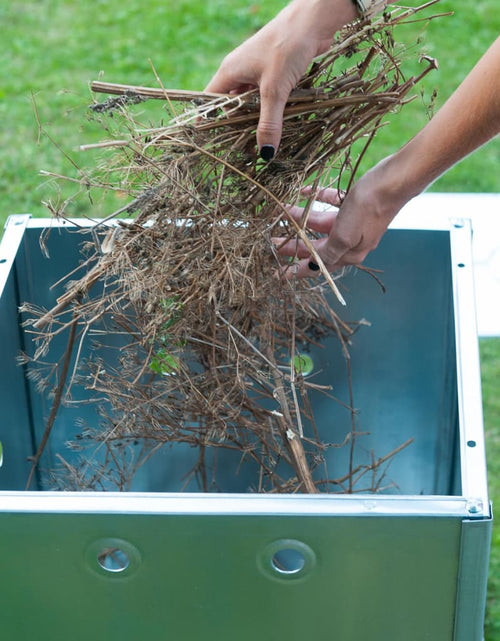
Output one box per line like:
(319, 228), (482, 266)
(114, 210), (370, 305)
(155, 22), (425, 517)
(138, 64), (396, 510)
(23, 3), (440, 492)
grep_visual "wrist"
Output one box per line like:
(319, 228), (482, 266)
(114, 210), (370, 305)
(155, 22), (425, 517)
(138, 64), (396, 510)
(349, 154), (417, 228)
(285, 0), (358, 49)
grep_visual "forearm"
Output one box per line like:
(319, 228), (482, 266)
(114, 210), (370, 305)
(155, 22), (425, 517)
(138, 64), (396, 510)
(381, 36), (500, 203)
(282, 0), (358, 54)
(274, 0), (388, 51)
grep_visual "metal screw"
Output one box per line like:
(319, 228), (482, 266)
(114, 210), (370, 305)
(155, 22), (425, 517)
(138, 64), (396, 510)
(466, 498), (483, 515)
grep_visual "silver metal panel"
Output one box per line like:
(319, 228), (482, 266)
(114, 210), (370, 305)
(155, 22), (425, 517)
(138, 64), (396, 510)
(454, 518), (492, 641)
(0, 510), (462, 641)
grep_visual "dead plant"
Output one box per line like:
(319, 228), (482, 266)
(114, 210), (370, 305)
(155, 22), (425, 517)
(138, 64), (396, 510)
(22, 3), (443, 492)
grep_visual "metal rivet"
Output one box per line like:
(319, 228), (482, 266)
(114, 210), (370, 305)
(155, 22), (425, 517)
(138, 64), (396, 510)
(466, 498), (483, 514)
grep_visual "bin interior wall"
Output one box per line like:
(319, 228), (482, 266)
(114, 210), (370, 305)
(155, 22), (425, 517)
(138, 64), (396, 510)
(0, 225), (459, 494)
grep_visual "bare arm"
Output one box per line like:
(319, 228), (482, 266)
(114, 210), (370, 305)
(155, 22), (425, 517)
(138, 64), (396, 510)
(280, 36), (500, 275)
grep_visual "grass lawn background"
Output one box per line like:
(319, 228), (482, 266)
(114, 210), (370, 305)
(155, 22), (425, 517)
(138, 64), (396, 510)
(2, 1), (499, 636)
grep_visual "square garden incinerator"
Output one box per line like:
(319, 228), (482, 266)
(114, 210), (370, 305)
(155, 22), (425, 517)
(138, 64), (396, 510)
(0, 205), (491, 641)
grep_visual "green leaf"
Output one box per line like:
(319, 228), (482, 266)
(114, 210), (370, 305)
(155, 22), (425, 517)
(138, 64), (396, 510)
(292, 353), (314, 376)
(159, 296), (184, 334)
(150, 349), (180, 375)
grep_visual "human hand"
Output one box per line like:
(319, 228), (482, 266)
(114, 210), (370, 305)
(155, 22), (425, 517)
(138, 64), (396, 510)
(276, 34), (500, 278)
(275, 160), (408, 276)
(205, 0), (357, 160)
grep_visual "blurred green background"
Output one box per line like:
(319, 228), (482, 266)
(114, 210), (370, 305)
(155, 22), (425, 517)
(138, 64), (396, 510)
(1, 0), (499, 636)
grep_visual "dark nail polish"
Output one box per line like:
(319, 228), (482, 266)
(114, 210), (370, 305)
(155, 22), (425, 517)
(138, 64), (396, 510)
(260, 145), (275, 162)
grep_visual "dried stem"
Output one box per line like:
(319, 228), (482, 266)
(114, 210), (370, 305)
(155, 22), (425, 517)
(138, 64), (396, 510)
(26, 311), (79, 489)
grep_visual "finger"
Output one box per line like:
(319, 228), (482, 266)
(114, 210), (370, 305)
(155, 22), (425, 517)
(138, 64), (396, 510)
(272, 237), (310, 258)
(229, 85), (255, 95)
(205, 79), (253, 96)
(285, 205), (339, 234)
(283, 257), (341, 279)
(205, 55), (242, 94)
(205, 58), (255, 95)
(282, 233), (348, 280)
(256, 81), (291, 160)
(301, 185), (344, 207)
(204, 73), (234, 95)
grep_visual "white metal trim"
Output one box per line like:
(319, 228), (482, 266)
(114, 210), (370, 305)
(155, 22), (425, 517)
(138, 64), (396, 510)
(0, 215), (31, 297)
(0, 491), (486, 518)
(450, 218), (489, 508)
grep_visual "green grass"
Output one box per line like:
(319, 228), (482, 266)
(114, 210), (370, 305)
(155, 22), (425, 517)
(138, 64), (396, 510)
(2, 0), (500, 636)
(2, 0), (500, 225)
(1, 0), (281, 223)
(482, 338), (500, 638)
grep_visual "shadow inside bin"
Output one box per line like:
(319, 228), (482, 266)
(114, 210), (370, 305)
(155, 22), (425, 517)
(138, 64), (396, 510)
(1, 223), (459, 496)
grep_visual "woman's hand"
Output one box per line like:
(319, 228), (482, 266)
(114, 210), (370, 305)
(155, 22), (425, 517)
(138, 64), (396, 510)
(205, 0), (358, 160)
(275, 159), (408, 276)
(278, 28), (500, 279)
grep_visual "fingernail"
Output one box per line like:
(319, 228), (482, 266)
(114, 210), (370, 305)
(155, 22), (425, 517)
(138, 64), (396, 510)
(308, 261), (320, 272)
(260, 145), (275, 162)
